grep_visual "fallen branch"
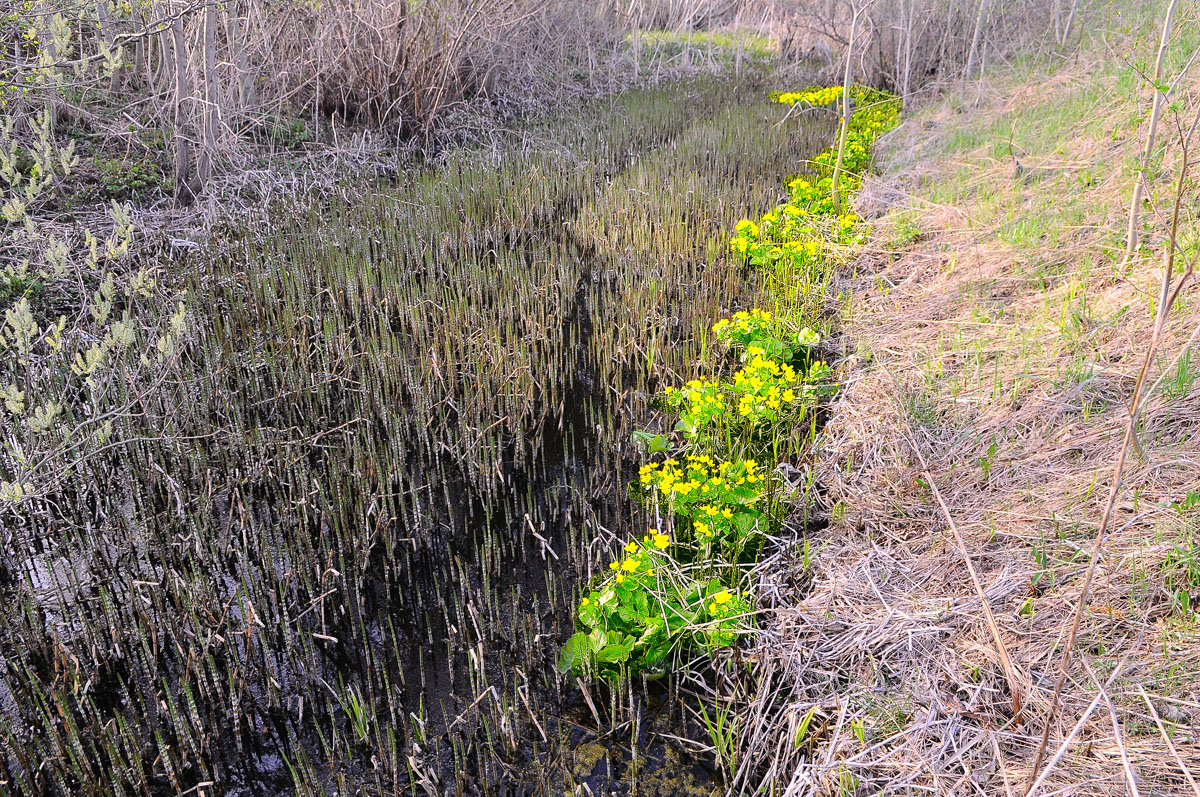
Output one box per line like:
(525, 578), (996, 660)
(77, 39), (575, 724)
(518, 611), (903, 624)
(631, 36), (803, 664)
(1025, 651), (1132, 796)
(1080, 657), (1140, 797)
(1136, 685), (1200, 797)
(908, 437), (1026, 724)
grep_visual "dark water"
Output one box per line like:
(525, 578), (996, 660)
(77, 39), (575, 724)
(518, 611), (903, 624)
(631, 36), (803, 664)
(0, 74), (832, 795)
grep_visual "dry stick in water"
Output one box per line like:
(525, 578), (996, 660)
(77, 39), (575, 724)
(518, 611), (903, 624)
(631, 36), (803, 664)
(1023, 107), (1200, 796)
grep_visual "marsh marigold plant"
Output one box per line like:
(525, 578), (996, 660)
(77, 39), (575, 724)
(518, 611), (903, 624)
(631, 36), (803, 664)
(561, 85), (897, 682)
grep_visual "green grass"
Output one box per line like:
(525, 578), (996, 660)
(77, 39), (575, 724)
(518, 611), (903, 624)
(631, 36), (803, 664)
(632, 28), (777, 61)
(1161, 346), (1197, 398)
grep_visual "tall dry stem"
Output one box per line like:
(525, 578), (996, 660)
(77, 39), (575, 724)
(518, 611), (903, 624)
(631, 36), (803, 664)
(199, 0), (217, 185)
(170, 7), (193, 203)
(1023, 98), (1199, 797)
(1059, 0), (1079, 45)
(1119, 0), (1179, 270)
(830, 0), (869, 214)
(964, 0), (989, 79)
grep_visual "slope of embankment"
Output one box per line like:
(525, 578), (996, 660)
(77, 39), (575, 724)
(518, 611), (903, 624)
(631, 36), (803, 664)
(745, 6), (1200, 793)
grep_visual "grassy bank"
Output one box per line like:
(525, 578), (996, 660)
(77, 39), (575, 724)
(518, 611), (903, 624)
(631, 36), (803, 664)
(740, 2), (1200, 793)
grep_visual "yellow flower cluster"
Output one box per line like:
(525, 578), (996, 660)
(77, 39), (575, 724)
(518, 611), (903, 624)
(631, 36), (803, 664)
(731, 200), (861, 270)
(690, 502), (736, 541)
(732, 353), (799, 418)
(707, 589), (733, 614)
(565, 86), (899, 682)
(712, 308), (771, 338)
(775, 86), (845, 107)
(639, 455), (763, 500)
(732, 86), (899, 275)
(638, 452), (769, 565)
(664, 378), (725, 429)
(606, 539), (658, 584)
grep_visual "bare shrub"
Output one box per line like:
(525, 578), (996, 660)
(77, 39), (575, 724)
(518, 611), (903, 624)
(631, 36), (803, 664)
(1, 0), (636, 207)
(776, 0), (1057, 102)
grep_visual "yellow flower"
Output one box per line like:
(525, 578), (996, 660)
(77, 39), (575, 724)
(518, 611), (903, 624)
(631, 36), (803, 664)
(653, 533), (670, 549)
(625, 540), (639, 554)
(714, 590), (732, 605)
(621, 557), (640, 572)
(609, 561), (620, 571)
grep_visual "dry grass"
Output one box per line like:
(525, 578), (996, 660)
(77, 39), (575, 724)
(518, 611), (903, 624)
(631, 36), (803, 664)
(737, 7), (1200, 794)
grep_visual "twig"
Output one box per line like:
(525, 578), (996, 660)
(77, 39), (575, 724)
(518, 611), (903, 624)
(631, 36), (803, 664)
(1136, 685), (1200, 797)
(990, 731), (1015, 797)
(1080, 657), (1139, 797)
(576, 677), (603, 728)
(820, 697), (850, 767)
(912, 443), (1025, 724)
(1025, 652), (1131, 796)
(1144, 319), (1200, 398)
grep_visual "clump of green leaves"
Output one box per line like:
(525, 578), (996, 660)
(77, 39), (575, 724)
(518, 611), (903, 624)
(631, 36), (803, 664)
(560, 536), (751, 681)
(249, 116), (312, 150)
(1163, 529), (1200, 617)
(98, 158), (169, 200)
